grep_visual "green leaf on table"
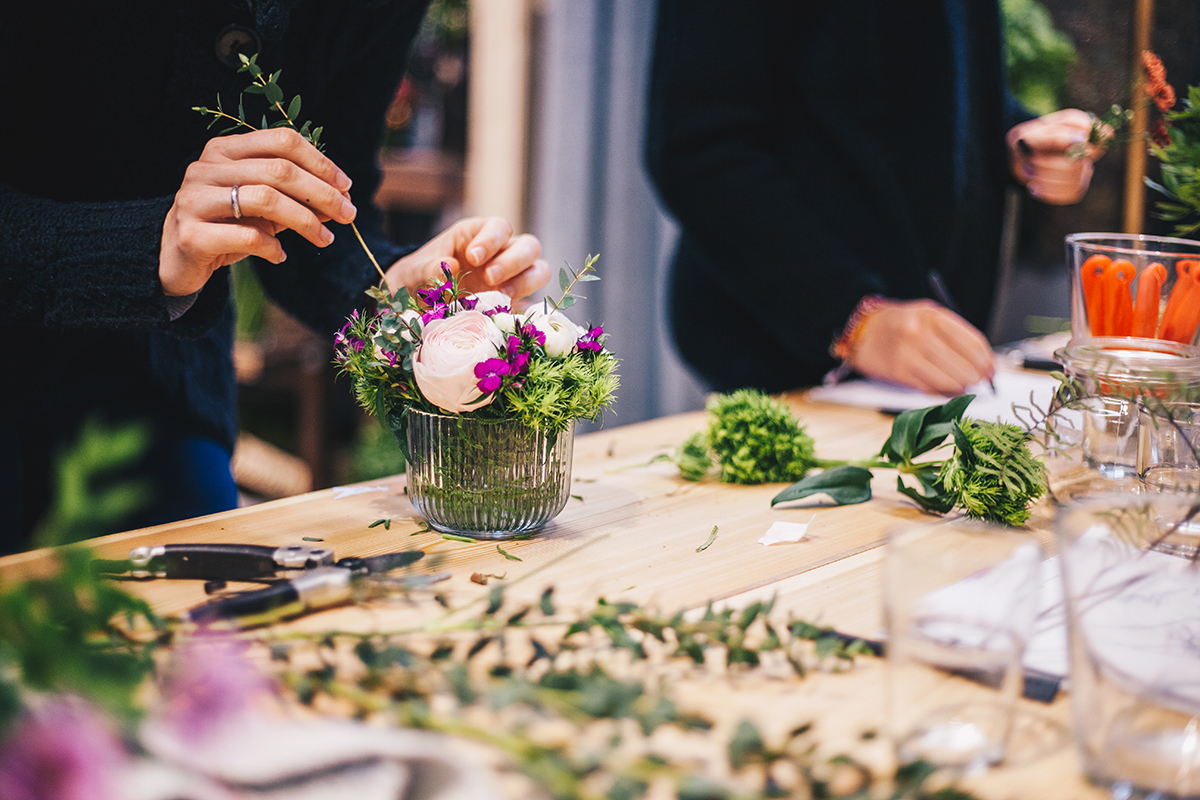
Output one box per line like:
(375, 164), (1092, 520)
(539, 587), (556, 616)
(497, 544), (522, 561)
(879, 395), (974, 464)
(770, 465), (873, 507)
(369, 518), (391, 530)
(895, 472), (954, 514)
(695, 525), (718, 552)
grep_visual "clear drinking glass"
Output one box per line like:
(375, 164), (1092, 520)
(398, 409), (574, 539)
(885, 520), (1043, 772)
(1057, 496), (1200, 797)
(1050, 338), (1200, 494)
(1137, 400), (1200, 493)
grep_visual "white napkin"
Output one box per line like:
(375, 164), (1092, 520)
(758, 517), (815, 546)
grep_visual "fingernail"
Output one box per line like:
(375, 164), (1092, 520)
(336, 170), (352, 191)
(321, 226), (335, 245)
(340, 199), (356, 221)
(469, 246), (486, 265)
(485, 266), (501, 284)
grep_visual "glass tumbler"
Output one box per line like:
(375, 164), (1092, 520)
(1057, 496), (1200, 797)
(885, 520), (1043, 772)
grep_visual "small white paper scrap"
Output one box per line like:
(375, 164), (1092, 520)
(331, 485), (390, 500)
(759, 516), (815, 546)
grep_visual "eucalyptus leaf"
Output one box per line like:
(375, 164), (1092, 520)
(770, 465), (872, 507)
(264, 81), (284, 106)
(286, 95), (302, 121)
(559, 267), (571, 293)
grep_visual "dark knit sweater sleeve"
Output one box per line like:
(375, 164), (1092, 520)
(0, 184), (228, 337)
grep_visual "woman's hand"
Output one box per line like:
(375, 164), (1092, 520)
(1007, 108), (1102, 205)
(159, 128), (356, 296)
(384, 216), (550, 302)
(850, 299), (995, 396)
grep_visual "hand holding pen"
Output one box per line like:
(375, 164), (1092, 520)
(847, 296), (995, 397)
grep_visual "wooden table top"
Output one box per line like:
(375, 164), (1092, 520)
(0, 393), (1102, 799)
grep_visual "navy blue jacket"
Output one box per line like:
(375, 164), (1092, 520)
(646, 0), (1030, 391)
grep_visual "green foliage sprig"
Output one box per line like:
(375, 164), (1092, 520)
(193, 53), (390, 286)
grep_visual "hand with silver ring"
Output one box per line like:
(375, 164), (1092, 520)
(158, 128), (356, 297)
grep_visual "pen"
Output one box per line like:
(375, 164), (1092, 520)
(927, 269), (997, 393)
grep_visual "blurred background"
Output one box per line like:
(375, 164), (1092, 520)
(228, 0), (1200, 504)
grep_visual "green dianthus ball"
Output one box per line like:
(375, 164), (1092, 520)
(705, 390), (816, 484)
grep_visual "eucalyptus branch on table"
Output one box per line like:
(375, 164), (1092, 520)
(0, 551), (977, 800)
(193, 53), (392, 289)
(261, 584), (980, 800)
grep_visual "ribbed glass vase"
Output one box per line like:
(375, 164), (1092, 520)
(397, 409), (574, 539)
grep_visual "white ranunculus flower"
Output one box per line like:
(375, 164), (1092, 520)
(522, 309), (584, 357)
(413, 311), (507, 413)
(469, 290), (512, 314)
(490, 312), (518, 334)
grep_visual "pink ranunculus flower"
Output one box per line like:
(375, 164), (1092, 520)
(0, 697), (128, 800)
(413, 310), (507, 413)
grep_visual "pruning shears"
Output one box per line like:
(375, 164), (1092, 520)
(94, 543), (440, 628)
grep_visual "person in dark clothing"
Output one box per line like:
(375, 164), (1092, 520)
(0, 1), (548, 551)
(645, 1), (1100, 396)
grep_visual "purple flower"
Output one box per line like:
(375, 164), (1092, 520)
(576, 325), (605, 353)
(509, 350), (530, 374)
(482, 304), (510, 317)
(474, 357), (512, 393)
(159, 636), (275, 743)
(458, 296), (479, 311)
(520, 323), (546, 348)
(0, 698), (128, 800)
(421, 304), (448, 325)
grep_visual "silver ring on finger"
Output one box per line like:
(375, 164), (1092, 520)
(230, 185), (243, 220)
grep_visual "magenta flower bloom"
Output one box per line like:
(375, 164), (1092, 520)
(520, 323), (546, 348)
(420, 304), (449, 325)
(0, 698), (128, 800)
(509, 350), (530, 374)
(576, 325), (605, 353)
(474, 357), (511, 393)
(159, 636), (275, 743)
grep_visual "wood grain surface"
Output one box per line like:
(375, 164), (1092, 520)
(0, 393), (1104, 799)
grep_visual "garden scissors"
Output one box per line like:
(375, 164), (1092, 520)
(184, 550), (435, 627)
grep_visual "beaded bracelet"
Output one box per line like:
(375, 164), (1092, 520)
(824, 295), (888, 385)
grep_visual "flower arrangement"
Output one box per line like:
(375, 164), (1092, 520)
(335, 255), (618, 435)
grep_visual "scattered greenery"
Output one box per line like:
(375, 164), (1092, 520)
(695, 525), (719, 553)
(0, 548), (167, 737)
